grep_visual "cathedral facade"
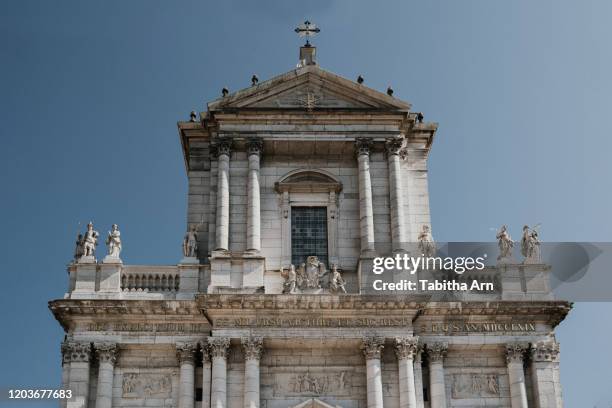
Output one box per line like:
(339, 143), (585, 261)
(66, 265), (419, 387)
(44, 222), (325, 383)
(51, 40), (570, 408)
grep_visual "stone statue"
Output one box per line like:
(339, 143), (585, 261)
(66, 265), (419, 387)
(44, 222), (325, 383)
(82, 222), (99, 258)
(182, 225), (198, 258)
(417, 225), (436, 257)
(105, 224), (122, 257)
(496, 225), (514, 261)
(329, 264), (347, 293)
(281, 264), (297, 294)
(74, 233), (84, 261)
(297, 256), (327, 289)
(521, 225), (541, 264)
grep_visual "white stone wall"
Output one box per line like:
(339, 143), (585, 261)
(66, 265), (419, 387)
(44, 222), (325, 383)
(442, 346), (511, 408)
(187, 141), (434, 287)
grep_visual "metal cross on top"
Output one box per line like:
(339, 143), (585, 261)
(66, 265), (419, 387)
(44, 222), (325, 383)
(294, 20), (320, 47)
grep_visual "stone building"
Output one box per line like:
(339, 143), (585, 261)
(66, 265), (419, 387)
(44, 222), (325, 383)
(50, 38), (571, 408)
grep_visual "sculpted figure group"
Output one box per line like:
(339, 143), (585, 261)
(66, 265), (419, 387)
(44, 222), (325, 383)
(73, 222), (122, 261)
(281, 256), (346, 294)
(496, 224), (541, 264)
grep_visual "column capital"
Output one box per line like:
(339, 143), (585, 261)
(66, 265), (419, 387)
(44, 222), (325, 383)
(505, 342), (529, 364)
(212, 138), (232, 157)
(176, 342), (197, 364)
(385, 137), (405, 157)
(361, 336), (385, 360)
(95, 343), (118, 365)
(394, 336), (419, 360)
(246, 138), (264, 157)
(208, 337), (231, 360)
(242, 336), (264, 361)
(355, 138), (372, 156)
(426, 342), (448, 363)
(66, 341), (92, 363)
(530, 340), (560, 362)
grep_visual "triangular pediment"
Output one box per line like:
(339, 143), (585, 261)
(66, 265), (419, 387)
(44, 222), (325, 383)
(208, 65), (411, 112)
(289, 398), (339, 408)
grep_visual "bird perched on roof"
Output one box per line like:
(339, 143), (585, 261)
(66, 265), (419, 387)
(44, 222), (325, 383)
(189, 111), (197, 122)
(251, 74), (259, 86)
(221, 87), (229, 97)
(357, 75), (364, 84)
(417, 112), (424, 123)
(387, 86), (394, 96)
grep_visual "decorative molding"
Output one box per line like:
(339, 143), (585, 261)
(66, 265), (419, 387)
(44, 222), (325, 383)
(427, 342), (448, 363)
(242, 336), (264, 361)
(530, 340), (560, 363)
(361, 337), (385, 360)
(208, 337), (230, 359)
(394, 336), (419, 360)
(95, 342), (118, 365)
(176, 342), (197, 364)
(505, 342), (529, 364)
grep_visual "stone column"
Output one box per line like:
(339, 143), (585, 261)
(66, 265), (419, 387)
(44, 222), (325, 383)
(394, 337), (419, 408)
(246, 138), (263, 253)
(385, 138), (408, 252)
(505, 343), (529, 408)
(60, 341), (71, 408)
(413, 346), (424, 408)
(356, 138), (376, 255)
(67, 342), (92, 408)
(214, 139), (231, 251)
(94, 343), (117, 408)
(362, 337), (385, 408)
(242, 337), (263, 408)
(209, 337), (230, 408)
(177, 343), (197, 408)
(530, 340), (562, 408)
(426, 342), (448, 408)
(202, 345), (212, 408)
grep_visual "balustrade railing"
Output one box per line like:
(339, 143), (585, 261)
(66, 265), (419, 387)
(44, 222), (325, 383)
(120, 267), (180, 292)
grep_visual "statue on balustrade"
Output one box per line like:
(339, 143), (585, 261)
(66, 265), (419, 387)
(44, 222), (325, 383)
(496, 224), (514, 262)
(73, 233), (84, 261)
(82, 222), (99, 258)
(329, 264), (347, 293)
(105, 224), (122, 257)
(182, 225), (198, 258)
(417, 225), (436, 257)
(521, 224), (541, 264)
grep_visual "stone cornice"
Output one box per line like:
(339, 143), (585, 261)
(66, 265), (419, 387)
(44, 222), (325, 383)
(48, 299), (209, 332)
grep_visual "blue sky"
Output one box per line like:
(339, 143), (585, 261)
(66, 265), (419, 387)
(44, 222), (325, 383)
(1, 0), (611, 406)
